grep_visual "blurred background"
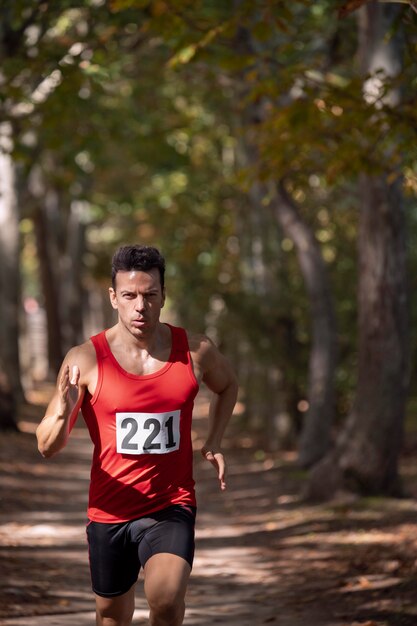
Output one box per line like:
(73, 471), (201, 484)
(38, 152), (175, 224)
(1, 0), (417, 499)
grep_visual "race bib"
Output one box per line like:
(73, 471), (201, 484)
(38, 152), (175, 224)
(116, 410), (181, 455)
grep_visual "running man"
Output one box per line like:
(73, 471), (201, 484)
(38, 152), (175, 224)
(36, 245), (238, 626)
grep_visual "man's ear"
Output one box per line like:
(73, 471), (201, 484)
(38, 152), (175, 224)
(161, 287), (166, 308)
(109, 287), (118, 310)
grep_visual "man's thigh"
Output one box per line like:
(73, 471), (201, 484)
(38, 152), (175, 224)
(87, 521), (140, 597)
(143, 553), (191, 607)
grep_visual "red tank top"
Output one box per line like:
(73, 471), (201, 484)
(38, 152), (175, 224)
(80, 324), (199, 523)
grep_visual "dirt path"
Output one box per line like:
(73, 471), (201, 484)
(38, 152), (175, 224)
(1, 389), (417, 626)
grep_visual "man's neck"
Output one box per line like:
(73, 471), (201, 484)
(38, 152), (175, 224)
(112, 320), (168, 355)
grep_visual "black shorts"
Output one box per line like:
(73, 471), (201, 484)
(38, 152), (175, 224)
(86, 505), (196, 598)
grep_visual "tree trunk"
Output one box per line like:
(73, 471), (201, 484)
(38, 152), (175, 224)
(0, 121), (24, 413)
(305, 2), (409, 499)
(61, 200), (87, 351)
(0, 356), (17, 431)
(33, 205), (64, 378)
(271, 182), (338, 467)
(344, 175), (408, 491)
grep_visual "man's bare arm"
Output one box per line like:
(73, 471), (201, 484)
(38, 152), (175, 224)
(36, 345), (90, 458)
(193, 336), (238, 490)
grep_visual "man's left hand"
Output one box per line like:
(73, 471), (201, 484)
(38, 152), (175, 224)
(201, 446), (226, 491)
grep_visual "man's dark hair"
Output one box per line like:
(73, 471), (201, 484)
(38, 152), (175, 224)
(111, 245), (166, 290)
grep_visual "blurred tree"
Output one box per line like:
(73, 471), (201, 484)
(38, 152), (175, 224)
(0, 356), (16, 431)
(0, 121), (23, 406)
(1, 0), (151, 389)
(0, 1), (89, 407)
(270, 182), (337, 466)
(228, 8), (338, 458)
(306, 1), (410, 498)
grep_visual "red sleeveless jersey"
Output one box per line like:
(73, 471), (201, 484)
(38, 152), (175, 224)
(80, 324), (199, 523)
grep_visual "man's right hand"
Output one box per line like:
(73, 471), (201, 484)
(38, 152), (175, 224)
(57, 364), (80, 418)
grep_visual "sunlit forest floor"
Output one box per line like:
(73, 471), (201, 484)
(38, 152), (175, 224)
(1, 388), (417, 626)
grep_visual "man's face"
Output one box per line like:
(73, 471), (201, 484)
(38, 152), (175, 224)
(109, 268), (165, 339)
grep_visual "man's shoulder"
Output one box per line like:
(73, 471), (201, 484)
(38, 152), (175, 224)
(62, 338), (98, 388)
(185, 330), (214, 353)
(65, 338), (97, 365)
(184, 331), (219, 372)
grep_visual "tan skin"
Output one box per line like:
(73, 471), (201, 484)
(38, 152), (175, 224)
(36, 268), (238, 626)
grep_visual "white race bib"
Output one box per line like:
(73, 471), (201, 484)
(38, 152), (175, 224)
(116, 410), (180, 455)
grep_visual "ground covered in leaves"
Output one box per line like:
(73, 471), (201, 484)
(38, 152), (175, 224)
(1, 387), (417, 625)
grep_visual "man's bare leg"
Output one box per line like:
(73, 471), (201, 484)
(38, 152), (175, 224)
(144, 553), (191, 626)
(95, 586), (135, 626)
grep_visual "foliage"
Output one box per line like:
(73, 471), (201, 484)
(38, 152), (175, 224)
(2, 0), (417, 434)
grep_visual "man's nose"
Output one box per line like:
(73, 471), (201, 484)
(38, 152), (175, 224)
(135, 296), (145, 311)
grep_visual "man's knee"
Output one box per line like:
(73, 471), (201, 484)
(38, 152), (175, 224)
(148, 592), (185, 626)
(95, 590), (135, 626)
(97, 606), (133, 625)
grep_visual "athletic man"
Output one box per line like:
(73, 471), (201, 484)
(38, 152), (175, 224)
(36, 245), (238, 626)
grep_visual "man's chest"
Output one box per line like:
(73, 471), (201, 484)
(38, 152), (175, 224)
(113, 351), (170, 376)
